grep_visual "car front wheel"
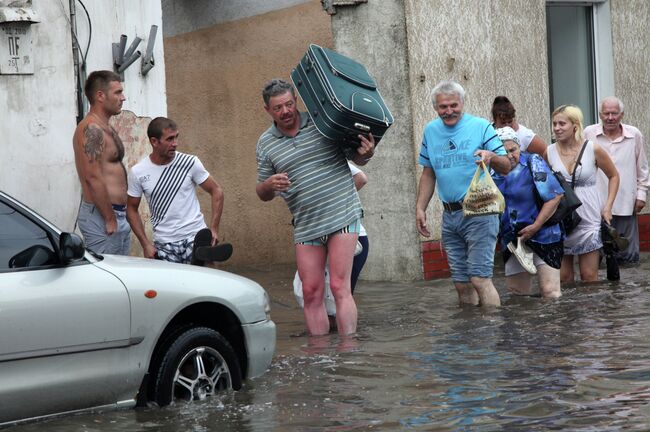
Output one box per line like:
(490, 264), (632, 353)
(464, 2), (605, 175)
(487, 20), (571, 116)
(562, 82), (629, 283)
(152, 327), (243, 406)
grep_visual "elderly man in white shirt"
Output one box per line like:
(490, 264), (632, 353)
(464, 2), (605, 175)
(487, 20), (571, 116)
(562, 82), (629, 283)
(584, 96), (650, 265)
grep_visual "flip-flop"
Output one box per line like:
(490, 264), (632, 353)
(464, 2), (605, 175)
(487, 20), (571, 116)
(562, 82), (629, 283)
(193, 243), (233, 263)
(191, 228), (213, 266)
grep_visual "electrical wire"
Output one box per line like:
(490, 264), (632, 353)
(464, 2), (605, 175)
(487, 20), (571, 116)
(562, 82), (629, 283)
(57, 0), (90, 66)
(76, 0), (92, 68)
(66, 0), (93, 232)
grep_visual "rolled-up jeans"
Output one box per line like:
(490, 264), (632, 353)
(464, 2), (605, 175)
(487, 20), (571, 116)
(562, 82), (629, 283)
(77, 201), (131, 255)
(441, 210), (499, 282)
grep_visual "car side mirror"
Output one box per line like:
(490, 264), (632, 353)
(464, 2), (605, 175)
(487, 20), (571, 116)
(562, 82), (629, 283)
(59, 232), (85, 263)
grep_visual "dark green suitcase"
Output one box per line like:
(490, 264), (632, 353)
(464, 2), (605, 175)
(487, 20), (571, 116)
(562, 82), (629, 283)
(291, 44), (394, 148)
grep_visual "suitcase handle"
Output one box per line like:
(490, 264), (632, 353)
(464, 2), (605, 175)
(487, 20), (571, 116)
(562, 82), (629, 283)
(354, 122), (370, 132)
(315, 45), (377, 90)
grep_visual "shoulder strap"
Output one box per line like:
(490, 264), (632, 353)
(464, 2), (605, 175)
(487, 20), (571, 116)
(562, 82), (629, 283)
(526, 155), (544, 209)
(571, 140), (589, 184)
(482, 122), (502, 151)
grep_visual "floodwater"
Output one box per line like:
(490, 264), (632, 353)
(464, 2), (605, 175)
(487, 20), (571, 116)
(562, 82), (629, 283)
(10, 259), (650, 431)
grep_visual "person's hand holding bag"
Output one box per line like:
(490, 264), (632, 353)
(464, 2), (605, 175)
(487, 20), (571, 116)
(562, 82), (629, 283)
(462, 161), (505, 217)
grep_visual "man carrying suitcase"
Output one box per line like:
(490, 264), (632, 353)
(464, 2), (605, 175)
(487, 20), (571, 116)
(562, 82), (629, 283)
(256, 79), (375, 336)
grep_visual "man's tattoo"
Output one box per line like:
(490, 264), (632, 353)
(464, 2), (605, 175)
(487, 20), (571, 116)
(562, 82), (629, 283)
(83, 124), (104, 162)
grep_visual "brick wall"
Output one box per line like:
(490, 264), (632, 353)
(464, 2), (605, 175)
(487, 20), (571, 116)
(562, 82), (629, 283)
(421, 241), (450, 280)
(639, 214), (650, 251)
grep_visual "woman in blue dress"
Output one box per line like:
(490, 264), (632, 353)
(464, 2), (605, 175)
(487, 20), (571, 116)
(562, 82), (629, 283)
(493, 127), (565, 298)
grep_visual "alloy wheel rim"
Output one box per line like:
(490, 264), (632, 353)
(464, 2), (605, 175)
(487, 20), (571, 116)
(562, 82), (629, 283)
(172, 346), (232, 402)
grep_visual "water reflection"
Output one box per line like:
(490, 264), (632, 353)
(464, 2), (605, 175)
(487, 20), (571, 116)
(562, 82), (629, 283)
(9, 262), (650, 431)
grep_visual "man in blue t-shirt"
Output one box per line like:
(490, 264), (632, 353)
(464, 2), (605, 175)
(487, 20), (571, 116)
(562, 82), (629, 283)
(416, 80), (512, 307)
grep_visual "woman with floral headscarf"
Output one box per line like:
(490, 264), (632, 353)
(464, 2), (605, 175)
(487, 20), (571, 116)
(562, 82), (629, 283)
(493, 127), (565, 298)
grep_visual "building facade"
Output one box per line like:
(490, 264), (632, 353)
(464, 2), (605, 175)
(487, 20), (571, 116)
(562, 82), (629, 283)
(163, 0), (650, 279)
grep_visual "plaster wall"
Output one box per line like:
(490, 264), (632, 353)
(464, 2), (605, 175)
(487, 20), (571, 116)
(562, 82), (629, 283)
(0, 0), (166, 233)
(402, 0), (550, 240)
(609, 0), (650, 161)
(1, 1), (78, 228)
(74, 0), (167, 119)
(163, 1), (332, 266)
(330, 1), (421, 280)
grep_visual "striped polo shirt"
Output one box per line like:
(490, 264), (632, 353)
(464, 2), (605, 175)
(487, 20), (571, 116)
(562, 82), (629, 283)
(256, 112), (363, 244)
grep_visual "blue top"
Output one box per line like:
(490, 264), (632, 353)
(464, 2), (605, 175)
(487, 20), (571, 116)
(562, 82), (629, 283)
(493, 152), (564, 247)
(418, 113), (505, 203)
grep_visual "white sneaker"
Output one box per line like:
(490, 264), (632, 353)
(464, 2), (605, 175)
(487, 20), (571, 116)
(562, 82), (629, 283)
(507, 237), (537, 274)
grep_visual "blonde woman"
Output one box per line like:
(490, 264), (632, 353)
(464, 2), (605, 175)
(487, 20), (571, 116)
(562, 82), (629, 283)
(545, 105), (619, 282)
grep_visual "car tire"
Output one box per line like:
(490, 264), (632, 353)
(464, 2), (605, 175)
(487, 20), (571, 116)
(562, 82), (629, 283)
(152, 327), (243, 406)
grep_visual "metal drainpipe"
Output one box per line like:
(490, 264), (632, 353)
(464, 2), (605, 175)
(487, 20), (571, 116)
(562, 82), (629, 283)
(69, 0), (85, 124)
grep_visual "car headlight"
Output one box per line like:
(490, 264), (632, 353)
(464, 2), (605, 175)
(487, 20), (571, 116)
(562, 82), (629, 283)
(263, 290), (271, 319)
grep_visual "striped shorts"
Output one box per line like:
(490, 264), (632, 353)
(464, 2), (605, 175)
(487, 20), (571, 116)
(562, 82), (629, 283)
(298, 219), (361, 247)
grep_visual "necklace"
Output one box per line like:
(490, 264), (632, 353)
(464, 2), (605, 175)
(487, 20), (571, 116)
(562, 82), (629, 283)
(556, 142), (582, 173)
(557, 141), (580, 157)
(559, 148), (578, 159)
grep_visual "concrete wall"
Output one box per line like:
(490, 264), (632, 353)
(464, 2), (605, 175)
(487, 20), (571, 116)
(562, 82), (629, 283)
(161, 0), (312, 37)
(610, 0), (650, 149)
(2, 1), (78, 228)
(330, 1), (421, 280)
(75, 1), (167, 119)
(401, 0), (551, 241)
(0, 0), (166, 233)
(163, 1), (332, 267)
(333, 0), (650, 279)
(330, 0), (550, 278)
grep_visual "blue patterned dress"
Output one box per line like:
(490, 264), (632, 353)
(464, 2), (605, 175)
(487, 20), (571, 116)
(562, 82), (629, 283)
(493, 152), (565, 268)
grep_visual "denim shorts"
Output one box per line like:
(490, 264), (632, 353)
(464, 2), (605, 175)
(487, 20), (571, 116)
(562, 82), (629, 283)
(77, 201), (131, 255)
(441, 210), (499, 282)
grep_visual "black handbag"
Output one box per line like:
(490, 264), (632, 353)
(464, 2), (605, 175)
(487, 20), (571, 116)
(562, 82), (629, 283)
(528, 142), (587, 234)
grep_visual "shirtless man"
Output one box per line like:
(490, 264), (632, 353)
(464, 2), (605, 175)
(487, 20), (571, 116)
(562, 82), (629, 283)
(73, 70), (131, 255)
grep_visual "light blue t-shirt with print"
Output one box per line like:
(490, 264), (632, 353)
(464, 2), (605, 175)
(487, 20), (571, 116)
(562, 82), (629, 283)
(418, 113), (505, 203)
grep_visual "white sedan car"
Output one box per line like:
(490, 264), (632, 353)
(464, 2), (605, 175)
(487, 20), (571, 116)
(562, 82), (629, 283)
(0, 191), (276, 425)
